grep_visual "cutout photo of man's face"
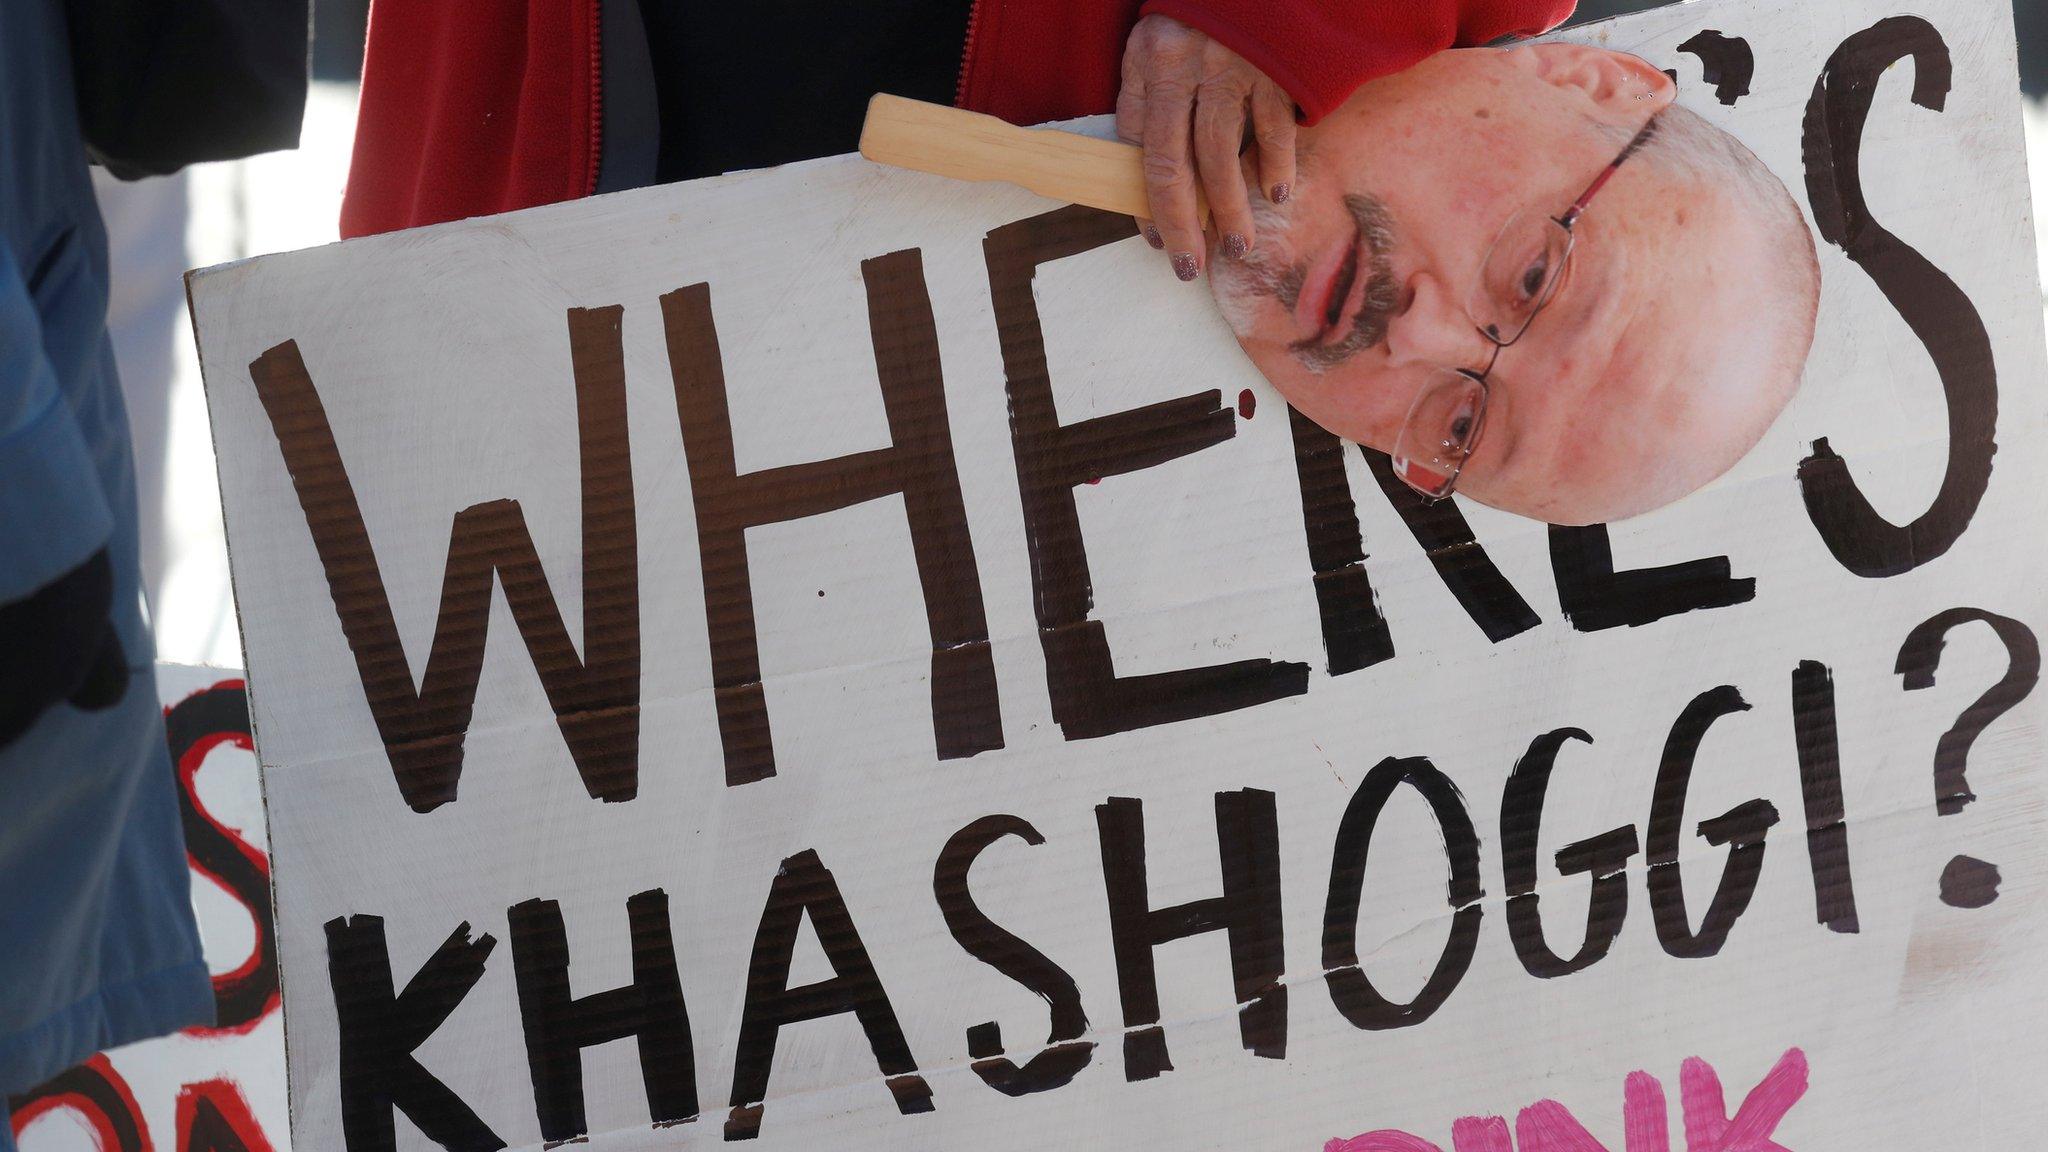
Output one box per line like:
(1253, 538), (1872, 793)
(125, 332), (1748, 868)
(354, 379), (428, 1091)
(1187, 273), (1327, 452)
(1210, 43), (1820, 525)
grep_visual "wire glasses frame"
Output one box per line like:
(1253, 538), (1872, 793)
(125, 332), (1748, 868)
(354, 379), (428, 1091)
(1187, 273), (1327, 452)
(1389, 112), (1664, 502)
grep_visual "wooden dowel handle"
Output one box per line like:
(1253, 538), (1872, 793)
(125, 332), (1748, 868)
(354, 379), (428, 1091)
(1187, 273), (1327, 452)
(858, 93), (1205, 223)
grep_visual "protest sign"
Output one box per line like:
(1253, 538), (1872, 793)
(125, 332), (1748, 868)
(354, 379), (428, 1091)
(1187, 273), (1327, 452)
(10, 667), (286, 1152)
(187, 0), (2048, 1148)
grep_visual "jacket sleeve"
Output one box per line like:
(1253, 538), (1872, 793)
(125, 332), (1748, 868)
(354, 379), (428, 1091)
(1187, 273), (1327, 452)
(1138, 0), (1577, 124)
(340, 0), (598, 239)
(66, 0), (310, 178)
(0, 249), (112, 605)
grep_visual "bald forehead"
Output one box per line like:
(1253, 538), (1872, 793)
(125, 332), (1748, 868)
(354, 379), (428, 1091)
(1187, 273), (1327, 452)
(1498, 268), (1797, 524)
(1460, 249), (1724, 523)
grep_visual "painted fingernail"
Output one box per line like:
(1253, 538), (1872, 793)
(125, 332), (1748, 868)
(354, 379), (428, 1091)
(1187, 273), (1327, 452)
(1143, 225), (1164, 249)
(1223, 233), (1249, 260)
(1172, 252), (1200, 281)
(1270, 182), (1291, 204)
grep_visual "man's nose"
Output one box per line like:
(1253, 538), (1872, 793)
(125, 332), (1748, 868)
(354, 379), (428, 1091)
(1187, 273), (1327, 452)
(1382, 272), (1490, 373)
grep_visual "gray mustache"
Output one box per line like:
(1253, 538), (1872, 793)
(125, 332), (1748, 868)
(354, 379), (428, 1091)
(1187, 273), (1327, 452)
(1282, 194), (1400, 372)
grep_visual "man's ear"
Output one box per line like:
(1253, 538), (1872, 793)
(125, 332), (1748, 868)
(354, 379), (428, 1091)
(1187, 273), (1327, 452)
(1520, 43), (1677, 116)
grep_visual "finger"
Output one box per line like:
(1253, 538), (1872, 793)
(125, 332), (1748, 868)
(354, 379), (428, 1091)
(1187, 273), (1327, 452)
(1115, 61), (1148, 146)
(1251, 81), (1298, 204)
(1115, 74), (1163, 247)
(1194, 83), (1256, 260)
(1143, 80), (1204, 279)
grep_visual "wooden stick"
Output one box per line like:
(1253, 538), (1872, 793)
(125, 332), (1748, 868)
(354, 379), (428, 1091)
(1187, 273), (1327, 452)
(858, 93), (1205, 223)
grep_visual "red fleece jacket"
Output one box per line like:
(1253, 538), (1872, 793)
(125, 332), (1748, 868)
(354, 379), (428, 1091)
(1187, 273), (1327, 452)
(339, 0), (1574, 239)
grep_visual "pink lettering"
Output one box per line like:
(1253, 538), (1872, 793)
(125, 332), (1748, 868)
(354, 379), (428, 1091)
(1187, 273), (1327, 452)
(1452, 1116), (1513, 1152)
(1324, 1049), (1806, 1152)
(1326, 1132), (1448, 1152)
(1624, 1072), (1670, 1152)
(1680, 1049), (1807, 1152)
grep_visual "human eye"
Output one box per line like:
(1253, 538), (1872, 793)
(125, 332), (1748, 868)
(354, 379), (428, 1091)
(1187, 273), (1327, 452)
(1513, 254), (1551, 306)
(1492, 232), (1558, 316)
(1443, 389), (1484, 452)
(1472, 209), (1570, 340)
(1394, 372), (1489, 497)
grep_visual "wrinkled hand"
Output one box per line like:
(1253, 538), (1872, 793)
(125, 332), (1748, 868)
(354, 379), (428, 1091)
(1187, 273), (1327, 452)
(1117, 14), (1297, 281)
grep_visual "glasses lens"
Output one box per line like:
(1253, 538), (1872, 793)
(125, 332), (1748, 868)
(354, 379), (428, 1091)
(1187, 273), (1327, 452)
(1467, 210), (1573, 345)
(1391, 371), (1489, 499)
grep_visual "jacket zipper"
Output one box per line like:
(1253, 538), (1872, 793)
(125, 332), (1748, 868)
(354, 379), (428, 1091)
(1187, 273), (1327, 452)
(585, 0), (605, 196)
(954, 0), (984, 108)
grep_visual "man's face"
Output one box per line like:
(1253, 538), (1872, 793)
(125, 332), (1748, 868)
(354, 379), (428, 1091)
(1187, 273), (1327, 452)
(1211, 45), (1795, 524)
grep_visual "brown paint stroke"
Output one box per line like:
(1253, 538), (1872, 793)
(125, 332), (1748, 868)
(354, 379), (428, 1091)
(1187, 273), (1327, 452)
(1359, 447), (1539, 643)
(1896, 606), (2040, 909)
(247, 308), (640, 813)
(985, 205), (1307, 740)
(1677, 30), (1754, 105)
(662, 248), (1002, 787)
(1286, 409), (1394, 675)
(1800, 16), (1995, 576)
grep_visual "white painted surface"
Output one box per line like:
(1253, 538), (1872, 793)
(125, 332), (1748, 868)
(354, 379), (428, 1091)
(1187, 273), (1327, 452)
(190, 3), (2048, 1149)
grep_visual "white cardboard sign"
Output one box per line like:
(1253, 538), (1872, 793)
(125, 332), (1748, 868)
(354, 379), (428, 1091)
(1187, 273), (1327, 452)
(190, 1), (2048, 1149)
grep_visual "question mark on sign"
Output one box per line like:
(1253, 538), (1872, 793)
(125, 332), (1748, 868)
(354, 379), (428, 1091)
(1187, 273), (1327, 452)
(1894, 608), (2041, 908)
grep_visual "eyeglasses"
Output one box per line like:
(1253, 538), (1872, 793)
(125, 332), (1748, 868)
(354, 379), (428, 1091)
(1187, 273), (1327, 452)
(1389, 112), (1663, 502)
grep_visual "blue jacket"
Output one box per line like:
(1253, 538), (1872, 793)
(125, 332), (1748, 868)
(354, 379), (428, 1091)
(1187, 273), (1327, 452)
(0, 0), (214, 1113)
